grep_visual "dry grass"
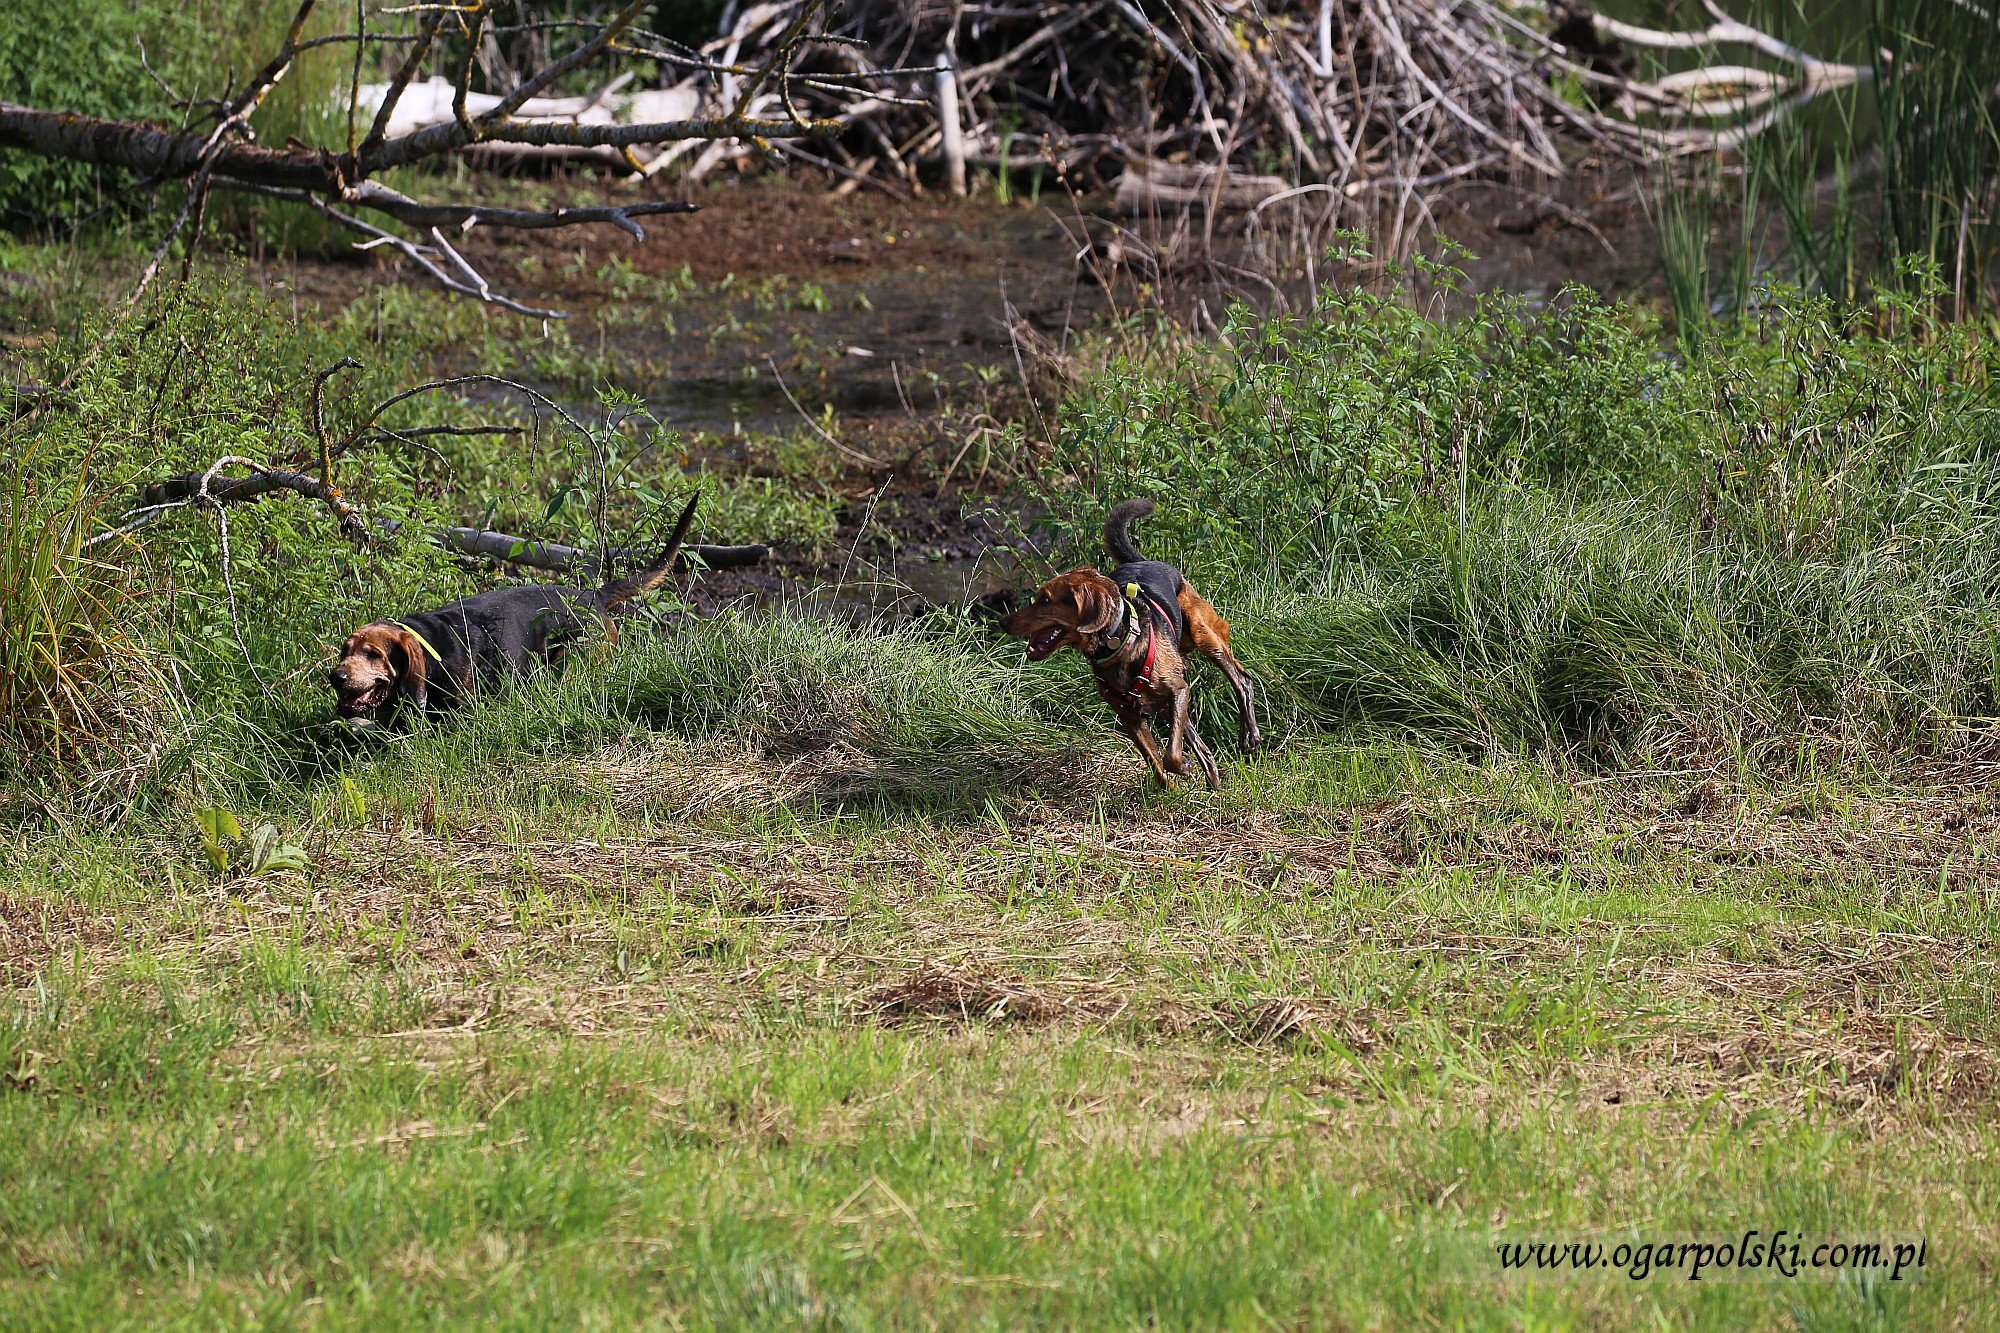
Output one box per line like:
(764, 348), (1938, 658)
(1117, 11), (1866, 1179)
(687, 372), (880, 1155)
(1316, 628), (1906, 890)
(859, 967), (1077, 1026)
(14, 756), (2000, 1138)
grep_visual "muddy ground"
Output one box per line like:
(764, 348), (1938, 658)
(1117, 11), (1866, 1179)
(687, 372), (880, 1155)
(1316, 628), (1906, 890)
(247, 167), (1661, 616)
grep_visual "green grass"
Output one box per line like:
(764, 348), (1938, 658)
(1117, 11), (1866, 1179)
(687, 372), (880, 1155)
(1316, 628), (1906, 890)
(6, 735), (1998, 1326)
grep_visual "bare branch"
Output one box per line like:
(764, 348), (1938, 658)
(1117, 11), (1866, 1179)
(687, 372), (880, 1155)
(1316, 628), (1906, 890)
(311, 357), (362, 487)
(361, 7), (447, 155)
(436, 527), (771, 574)
(215, 180), (568, 316)
(116, 457), (368, 544)
(343, 180), (695, 237)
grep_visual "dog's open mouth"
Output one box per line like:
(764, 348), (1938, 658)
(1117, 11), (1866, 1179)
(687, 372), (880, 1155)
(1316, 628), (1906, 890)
(335, 683), (388, 717)
(1026, 625), (1066, 660)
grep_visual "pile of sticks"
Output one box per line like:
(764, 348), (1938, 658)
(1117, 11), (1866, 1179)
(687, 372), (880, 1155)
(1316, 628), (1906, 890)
(711, 0), (1594, 198)
(710, 1), (1884, 201)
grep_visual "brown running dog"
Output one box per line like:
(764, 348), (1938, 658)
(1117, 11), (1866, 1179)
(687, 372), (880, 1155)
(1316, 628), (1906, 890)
(1003, 499), (1259, 788)
(329, 495), (697, 724)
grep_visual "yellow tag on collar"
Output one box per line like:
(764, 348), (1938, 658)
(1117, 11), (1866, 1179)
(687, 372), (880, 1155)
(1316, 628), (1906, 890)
(1124, 582), (1140, 600)
(392, 621), (443, 662)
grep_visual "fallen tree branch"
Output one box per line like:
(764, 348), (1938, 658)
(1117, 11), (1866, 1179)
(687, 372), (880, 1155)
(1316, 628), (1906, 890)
(96, 458), (367, 547)
(221, 183), (568, 318)
(0, 0), (857, 312)
(436, 527), (771, 573)
(97, 482), (773, 574)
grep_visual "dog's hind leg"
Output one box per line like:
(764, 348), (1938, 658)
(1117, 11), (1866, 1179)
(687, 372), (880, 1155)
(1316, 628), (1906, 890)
(1181, 590), (1260, 753)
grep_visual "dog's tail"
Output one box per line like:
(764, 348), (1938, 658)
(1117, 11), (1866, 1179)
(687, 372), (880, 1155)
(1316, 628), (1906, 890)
(593, 493), (699, 610)
(1103, 498), (1155, 565)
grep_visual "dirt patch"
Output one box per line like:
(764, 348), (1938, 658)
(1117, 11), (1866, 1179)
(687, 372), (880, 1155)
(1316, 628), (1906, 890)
(1221, 998), (1389, 1050)
(0, 890), (121, 984)
(1591, 1012), (2000, 1122)
(858, 966), (1080, 1026)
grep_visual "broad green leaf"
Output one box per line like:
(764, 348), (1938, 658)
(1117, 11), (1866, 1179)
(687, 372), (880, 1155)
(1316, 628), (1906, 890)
(196, 806), (242, 845)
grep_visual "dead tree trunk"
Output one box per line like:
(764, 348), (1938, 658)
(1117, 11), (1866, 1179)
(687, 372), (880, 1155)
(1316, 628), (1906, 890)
(0, 0), (913, 312)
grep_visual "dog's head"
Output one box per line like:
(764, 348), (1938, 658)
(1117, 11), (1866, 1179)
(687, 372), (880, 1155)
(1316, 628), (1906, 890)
(1002, 569), (1123, 661)
(329, 622), (427, 718)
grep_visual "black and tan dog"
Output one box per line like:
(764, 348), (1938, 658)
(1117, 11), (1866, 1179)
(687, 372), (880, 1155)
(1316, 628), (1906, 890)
(1003, 499), (1259, 787)
(329, 495), (697, 724)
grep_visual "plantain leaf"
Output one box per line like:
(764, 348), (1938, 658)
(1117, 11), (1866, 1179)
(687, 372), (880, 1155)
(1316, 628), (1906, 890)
(196, 806), (242, 845)
(245, 823), (310, 876)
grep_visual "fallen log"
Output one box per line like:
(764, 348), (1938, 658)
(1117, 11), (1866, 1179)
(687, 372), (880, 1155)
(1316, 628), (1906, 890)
(353, 75), (702, 168)
(436, 526), (771, 574)
(1114, 159), (1291, 215)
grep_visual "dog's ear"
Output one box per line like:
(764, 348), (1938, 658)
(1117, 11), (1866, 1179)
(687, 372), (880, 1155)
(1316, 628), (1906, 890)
(1065, 576), (1120, 634)
(383, 625), (430, 712)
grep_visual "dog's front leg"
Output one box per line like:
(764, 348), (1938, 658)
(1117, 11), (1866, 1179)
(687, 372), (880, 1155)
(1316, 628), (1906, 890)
(1122, 713), (1176, 788)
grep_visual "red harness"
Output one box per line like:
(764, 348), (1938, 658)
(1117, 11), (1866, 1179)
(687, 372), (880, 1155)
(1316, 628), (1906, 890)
(1095, 590), (1168, 710)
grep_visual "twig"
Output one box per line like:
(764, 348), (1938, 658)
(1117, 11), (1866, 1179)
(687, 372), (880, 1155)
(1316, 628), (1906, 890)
(764, 357), (885, 469)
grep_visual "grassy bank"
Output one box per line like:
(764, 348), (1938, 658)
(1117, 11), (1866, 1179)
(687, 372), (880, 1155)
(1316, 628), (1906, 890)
(10, 254), (2000, 800)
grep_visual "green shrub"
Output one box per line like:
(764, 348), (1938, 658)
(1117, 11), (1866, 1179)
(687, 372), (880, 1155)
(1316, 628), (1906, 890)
(0, 3), (177, 224)
(1045, 278), (1707, 581)
(1, 0), (362, 244)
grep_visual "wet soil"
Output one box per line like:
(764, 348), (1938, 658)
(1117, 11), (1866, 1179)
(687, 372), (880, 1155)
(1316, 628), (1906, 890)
(257, 168), (1667, 618)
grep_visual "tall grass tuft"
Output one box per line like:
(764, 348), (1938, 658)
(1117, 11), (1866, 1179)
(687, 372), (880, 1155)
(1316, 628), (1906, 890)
(1642, 160), (1717, 351)
(1749, 90), (1860, 309)
(1869, 0), (2000, 315)
(0, 453), (145, 773)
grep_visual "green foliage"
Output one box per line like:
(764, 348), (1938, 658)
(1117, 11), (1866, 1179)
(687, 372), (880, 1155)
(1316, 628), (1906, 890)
(683, 471), (840, 556)
(1679, 2), (2000, 316)
(1641, 162), (1717, 351)
(1, 0), (369, 243)
(0, 260), (855, 798)
(1029, 266), (2000, 769)
(194, 805), (308, 877)
(1869, 0), (2000, 309)
(193, 804), (243, 871)
(0, 271), (498, 791)
(0, 2), (178, 223)
(1046, 270), (1700, 579)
